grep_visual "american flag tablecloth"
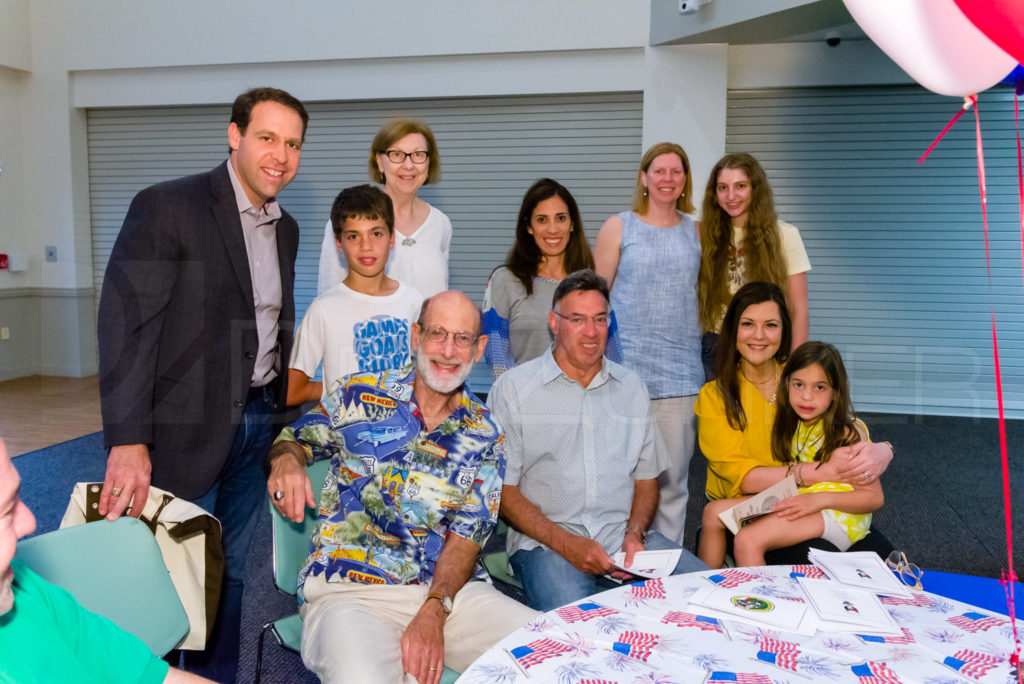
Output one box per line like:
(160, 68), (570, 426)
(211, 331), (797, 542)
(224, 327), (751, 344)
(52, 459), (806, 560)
(458, 566), (1021, 683)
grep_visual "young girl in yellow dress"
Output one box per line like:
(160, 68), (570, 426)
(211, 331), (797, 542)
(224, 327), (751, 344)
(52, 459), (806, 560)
(698, 341), (884, 568)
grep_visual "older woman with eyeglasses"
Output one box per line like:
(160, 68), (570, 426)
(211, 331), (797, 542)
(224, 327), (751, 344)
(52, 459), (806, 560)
(317, 118), (452, 297)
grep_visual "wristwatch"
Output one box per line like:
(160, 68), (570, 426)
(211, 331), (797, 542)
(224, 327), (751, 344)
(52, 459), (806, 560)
(426, 591), (453, 615)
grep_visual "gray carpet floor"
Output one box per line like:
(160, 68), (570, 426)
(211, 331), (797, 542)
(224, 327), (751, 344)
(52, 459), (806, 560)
(13, 411), (1024, 683)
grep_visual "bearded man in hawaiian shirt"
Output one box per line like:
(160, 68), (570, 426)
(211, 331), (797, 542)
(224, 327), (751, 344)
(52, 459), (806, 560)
(267, 290), (536, 684)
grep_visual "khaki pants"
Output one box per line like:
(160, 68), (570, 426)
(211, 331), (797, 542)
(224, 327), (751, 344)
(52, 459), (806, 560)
(301, 575), (538, 683)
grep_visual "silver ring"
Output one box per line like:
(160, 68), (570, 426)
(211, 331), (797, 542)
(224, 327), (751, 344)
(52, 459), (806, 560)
(111, 487), (123, 497)
(273, 490), (285, 501)
(863, 473), (870, 483)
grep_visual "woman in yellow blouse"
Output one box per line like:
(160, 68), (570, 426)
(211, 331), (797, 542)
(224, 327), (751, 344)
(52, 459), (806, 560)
(695, 282), (894, 502)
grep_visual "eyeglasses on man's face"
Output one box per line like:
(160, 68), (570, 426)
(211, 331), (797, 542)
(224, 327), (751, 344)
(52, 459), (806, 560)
(551, 311), (610, 328)
(421, 325), (478, 348)
(384, 149), (429, 164)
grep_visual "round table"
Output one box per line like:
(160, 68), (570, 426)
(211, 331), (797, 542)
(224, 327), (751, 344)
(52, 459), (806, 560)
(459, 565), (1020, 683)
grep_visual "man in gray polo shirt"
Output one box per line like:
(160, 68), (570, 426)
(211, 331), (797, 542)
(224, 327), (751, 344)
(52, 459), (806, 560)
(488, 269), (707, 611)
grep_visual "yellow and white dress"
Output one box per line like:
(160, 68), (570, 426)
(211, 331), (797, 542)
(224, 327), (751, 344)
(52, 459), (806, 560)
(794, 420), (871, 545)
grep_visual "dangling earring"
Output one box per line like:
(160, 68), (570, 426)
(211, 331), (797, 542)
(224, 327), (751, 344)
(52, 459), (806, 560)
(642, 186), (649, 197)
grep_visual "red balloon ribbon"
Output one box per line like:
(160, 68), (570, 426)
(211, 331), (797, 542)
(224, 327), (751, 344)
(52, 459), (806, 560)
(1012, 87), (1024, 684)
(919, 95), (1021, 679)
(917, 97), (973, 164)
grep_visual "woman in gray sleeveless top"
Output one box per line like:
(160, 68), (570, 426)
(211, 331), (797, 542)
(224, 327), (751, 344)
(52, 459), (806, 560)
(594, 142), (703, 547)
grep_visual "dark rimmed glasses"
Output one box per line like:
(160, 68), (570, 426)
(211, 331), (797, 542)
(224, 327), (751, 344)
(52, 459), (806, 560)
(384, 149), (429, 164)
(886, 550), (924, 591)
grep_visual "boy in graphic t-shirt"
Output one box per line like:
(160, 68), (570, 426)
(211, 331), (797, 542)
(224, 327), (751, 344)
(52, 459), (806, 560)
(287, 185), (424, 405)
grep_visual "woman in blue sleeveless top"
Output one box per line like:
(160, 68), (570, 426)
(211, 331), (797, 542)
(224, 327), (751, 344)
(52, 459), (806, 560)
(594, 142), (703, 547)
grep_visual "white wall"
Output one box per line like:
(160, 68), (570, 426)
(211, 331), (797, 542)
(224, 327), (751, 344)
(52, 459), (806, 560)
(0, 68), (29, 289)
(46, 1), (649, 69)
(0, 0), (30, 71)
(642, 44), (729, 206)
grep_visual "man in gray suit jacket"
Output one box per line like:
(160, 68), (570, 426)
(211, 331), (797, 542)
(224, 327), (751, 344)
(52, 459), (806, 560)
(97, 87), (308, 680)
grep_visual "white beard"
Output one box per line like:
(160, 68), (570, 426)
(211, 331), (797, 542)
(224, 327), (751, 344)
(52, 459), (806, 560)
(415, 349), (472, 394)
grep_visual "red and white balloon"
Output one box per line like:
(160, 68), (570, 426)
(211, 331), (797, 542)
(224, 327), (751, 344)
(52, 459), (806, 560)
(953, 0), (1024, 68)
(843, 0), (1017, 97)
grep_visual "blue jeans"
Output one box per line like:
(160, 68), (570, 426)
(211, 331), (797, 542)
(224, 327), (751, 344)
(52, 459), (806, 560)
(185, 384), (275, 682)
(509, 531), (709, 612)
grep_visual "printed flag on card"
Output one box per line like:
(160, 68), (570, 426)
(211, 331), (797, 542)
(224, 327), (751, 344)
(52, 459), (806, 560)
(856, 628), (915, 644)
(756, 637), (800, 672)
(789, 564), (826, 579)
(850, 660), (902, 683)
(947, 611), (1007, 633)
(707, 569), (761, 588)
(662, 610), (724, 633)
(706, 670), (774, 683)
(631, 577), (666, 599)
(554, 601), (617, 623)
(941, 648), (1003, 679)
(878, 593), (934, 607)
(611, 630), (660, 662)
(508, 638), (572, 669)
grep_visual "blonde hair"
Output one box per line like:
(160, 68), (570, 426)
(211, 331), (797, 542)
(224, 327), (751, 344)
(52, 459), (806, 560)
(368, 118), (441, 185)
(697, 153), (787, 332)
(630, 142), (694, 215)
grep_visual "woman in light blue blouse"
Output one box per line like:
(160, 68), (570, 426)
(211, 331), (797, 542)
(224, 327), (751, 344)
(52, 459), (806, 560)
(482, 179), (602, 379)
(594, 142), (703, 548)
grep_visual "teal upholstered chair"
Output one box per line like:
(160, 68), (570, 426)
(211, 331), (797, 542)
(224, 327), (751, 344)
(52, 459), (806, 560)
(15, 516), (189, 657)
(256, 459), (459, 684)
(481, 519), (523, 590)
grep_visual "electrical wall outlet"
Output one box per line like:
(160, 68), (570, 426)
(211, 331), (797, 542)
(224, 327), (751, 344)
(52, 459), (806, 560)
(45, 246), (57, 262)
(1, 327), (9, 341)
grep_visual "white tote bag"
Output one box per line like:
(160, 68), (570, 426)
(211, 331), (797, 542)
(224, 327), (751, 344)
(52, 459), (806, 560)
(61, 482), (224, 650)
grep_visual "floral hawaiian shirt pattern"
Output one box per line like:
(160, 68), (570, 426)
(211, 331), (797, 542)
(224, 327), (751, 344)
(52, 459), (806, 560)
(275, 364), (504, 597)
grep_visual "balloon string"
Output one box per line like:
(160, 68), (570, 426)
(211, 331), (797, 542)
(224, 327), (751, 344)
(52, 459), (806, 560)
(1011, 88), (1024, 683)
(918, 96), (974, 164)
(969, 96), (1021, 679)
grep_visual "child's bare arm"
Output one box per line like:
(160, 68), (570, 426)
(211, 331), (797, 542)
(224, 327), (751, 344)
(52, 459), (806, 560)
(286, 368), (323, 407)
(772, 481), (883, 521)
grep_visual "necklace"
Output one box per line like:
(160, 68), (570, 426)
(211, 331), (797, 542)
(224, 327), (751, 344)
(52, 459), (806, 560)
(793, 421), (824, 463)
(402, 237), (416, 247)
(741, 362), (780, 403)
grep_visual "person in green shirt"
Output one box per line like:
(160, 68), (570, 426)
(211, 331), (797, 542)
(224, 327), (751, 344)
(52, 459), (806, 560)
(0, 439), (212, 683)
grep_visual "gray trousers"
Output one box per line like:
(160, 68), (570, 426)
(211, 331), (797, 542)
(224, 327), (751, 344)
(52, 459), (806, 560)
(651, 394), (698, 546)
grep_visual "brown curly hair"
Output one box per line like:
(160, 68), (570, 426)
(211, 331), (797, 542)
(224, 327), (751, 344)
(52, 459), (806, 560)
(697, 153), (788, 332)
